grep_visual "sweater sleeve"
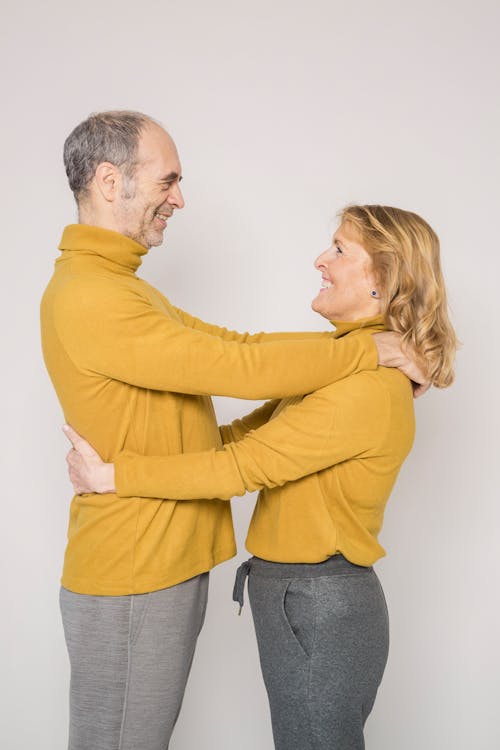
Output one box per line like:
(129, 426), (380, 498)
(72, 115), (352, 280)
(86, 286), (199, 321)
(114, 374), (391, 500)
(54, 279), (378, 399)
(219, 400), (281, 443)
(171, 305), (333, 343)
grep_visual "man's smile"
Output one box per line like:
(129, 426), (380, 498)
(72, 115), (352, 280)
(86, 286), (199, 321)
(154, 210), (172, 229)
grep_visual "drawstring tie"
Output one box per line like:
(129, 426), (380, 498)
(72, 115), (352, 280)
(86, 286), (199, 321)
(232, 559), (252, 614)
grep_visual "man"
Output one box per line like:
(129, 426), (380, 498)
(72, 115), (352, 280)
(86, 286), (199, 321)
(41, 110), (423, 750)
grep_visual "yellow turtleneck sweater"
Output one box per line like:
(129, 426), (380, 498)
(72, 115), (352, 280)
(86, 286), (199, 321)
(114, 318), (416, 566)
(40, 224), (379, 595)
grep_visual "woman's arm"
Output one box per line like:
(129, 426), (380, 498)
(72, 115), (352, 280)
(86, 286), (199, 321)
(64, 372), (412, 500)
(64, 401), (282, 493)
(219, 400), (280, 444)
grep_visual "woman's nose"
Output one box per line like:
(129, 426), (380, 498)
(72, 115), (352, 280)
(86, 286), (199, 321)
(314, 249), (330, 269)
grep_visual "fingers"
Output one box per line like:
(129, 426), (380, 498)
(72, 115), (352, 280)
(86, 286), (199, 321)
(62, 426), (106, 493)
(66, 446), (86, 493)
(66, 448), (80, 468)
(69, 475), (85, 495)
(67, 453), (81, 492)
(68, 464), (89, 495)
(62, 424), (84, 450)
(412, 381), (432, 399)
(62, 424), (100, 458)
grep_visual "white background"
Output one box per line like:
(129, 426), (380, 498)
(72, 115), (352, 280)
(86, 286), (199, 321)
(1, 1), (499, 747)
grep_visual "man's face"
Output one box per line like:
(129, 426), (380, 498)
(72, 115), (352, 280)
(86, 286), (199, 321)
(115, 124), (184, 248)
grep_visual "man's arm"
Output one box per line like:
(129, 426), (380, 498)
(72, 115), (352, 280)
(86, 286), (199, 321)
(174, 306), (430, 396)
(173, 306), (432, 395)
(54, 279), (382, 400)
(172, 305), (333, 344)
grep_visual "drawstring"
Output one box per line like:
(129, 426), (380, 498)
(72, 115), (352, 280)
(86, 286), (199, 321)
(232, 559), (252, 614)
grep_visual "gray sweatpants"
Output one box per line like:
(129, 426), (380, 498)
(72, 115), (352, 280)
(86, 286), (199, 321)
(60, 573), (209, 750)
(246, 556), (389, 750)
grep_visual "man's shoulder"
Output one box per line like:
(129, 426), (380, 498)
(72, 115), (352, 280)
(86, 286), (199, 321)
(47, 268), (146, 306)
(43, 271), (180, 332)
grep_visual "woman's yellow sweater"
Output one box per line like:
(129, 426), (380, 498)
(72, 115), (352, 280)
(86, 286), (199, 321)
(40, 224), (379, 594)
(115, 318), (416, 566)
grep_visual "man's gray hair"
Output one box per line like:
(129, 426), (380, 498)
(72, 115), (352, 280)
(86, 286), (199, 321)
(63, 110), (157, 202)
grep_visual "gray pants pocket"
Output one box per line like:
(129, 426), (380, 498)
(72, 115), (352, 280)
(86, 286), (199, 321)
(281, 579), (316, 658)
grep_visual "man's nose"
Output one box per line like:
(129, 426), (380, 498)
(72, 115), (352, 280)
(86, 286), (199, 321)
(168, 183), (185, 209)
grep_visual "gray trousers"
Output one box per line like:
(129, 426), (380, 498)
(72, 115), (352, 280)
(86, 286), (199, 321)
(60, 573), (209, 750)
(247, 556), (389, 750)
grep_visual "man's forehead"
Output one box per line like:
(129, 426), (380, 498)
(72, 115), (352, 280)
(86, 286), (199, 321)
(137, 124), (180, 165)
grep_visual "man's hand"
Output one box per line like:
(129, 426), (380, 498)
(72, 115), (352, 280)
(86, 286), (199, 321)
(373, 332), (431, 398)
(63, 425), (115, 494)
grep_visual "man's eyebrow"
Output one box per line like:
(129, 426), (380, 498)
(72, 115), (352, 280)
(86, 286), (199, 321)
(159, 172), (182, 182)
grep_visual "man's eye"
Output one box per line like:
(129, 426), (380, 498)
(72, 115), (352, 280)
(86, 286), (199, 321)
(335, 244), (343, 255)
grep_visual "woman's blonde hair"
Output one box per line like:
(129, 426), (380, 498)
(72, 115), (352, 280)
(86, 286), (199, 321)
(340, 204), (457, 387)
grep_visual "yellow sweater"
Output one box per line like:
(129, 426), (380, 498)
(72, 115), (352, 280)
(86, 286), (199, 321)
(40, 224), (379, 594)
(115, 318), (416, 566)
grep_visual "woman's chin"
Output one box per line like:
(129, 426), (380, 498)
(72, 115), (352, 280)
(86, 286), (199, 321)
(311, 294), (322, 312)
(311, 297), (333, 320)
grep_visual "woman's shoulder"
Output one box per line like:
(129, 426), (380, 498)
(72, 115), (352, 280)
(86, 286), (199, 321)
(310, 368), (414, 430)
(315, 366), (412, 400)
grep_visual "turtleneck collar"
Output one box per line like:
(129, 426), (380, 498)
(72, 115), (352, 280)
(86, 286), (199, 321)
(58, 224), (149, 274)
(329, 314), (386, 339)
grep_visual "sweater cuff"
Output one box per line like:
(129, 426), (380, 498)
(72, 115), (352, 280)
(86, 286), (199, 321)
(114, 451), (135, 497)
(363, 334), (379, 371)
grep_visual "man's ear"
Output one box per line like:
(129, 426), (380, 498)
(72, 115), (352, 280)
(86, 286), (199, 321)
(94, 161), (121, 203)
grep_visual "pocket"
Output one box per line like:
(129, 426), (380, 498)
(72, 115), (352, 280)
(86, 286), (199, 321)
(281, 579), (316, 658)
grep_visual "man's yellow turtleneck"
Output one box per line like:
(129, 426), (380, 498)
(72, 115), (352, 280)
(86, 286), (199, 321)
(41, 224), (379, 595)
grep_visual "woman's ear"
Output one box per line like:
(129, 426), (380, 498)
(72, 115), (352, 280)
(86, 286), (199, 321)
(364, 261), (382, 300)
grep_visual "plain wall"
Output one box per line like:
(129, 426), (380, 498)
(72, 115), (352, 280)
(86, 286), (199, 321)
(1, 1), (499, 747)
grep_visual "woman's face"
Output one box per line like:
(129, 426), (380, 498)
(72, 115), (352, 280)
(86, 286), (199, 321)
(311, 222), (382, 322)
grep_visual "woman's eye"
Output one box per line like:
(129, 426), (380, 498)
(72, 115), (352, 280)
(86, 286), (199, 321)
(335, 245), (343, 255)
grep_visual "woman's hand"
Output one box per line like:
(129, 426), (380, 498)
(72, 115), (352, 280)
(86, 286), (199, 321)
(62, 425), (116, 494)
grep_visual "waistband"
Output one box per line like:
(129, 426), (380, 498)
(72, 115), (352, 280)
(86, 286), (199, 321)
(232, 555), (371, 613)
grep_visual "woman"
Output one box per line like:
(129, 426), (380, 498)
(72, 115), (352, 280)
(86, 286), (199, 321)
(65, 204), (457, 749)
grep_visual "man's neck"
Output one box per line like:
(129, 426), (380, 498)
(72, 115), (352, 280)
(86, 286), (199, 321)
(78, 203), (120, 235)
